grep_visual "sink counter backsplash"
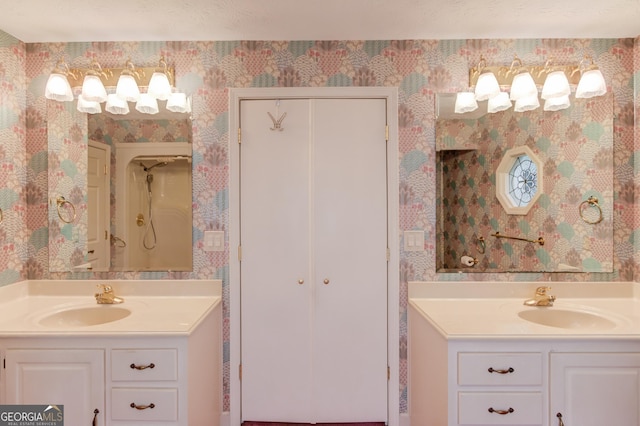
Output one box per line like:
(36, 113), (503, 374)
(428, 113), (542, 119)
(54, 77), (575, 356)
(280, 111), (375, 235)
(0, 279), (221, 336)
(409, 281), (640, 338)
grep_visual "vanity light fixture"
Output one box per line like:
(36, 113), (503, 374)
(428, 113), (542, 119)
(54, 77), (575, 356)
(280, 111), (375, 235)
(473, 56), (501, 101)
(459, 54), (607, 114)
(487, 92), (512, 113)
(135, 93), (160, 115)
(454, 92), (478, 114)
(77, 94), (102, 114)
(44, 56), (187, 116)
(575, 55), (607, 99)
(105, 93), (130, 115)
(115, 59), (142, 102)
(508, 57), (538, 102)
(81, 59), (111, 103)
(44, 59), (75, 102)
(147, 56), (173, 101)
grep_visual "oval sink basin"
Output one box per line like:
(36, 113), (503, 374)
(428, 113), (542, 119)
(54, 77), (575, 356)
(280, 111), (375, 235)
(39, 306), (131, 327)
(518, 308), (616, 330)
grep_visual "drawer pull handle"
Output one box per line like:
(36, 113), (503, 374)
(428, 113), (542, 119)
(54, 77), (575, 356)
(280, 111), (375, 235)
(130, 362), (155, 370)
(92, 408), (99, 426)
(557, 413), (565, 426)
(488, 367), (514, 374)
(130, 403), (155, 410)
(488, 407), (514, 415)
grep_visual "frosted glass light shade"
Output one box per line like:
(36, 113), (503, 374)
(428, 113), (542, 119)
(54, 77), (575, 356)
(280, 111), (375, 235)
(514, 93), (540, 112)
(510, 72), (538, 101)
(77, 94), (102, 114)
(166, 92), (190, 113)
(575, 69), (607, 98)
(115, 74), (140, 102)
(487, 92), (512, 113)
(147, 72), (172, 100)
(543, 95), (571, 111)
(45, 73), (74, 102)
(105, 94), (130, 115)
(474, 72), (501, 101)
(454, 92), (478, 114)
(135, 94), (159, 115)
(81, 74), (108, 103)
(541, 71), (571, 100)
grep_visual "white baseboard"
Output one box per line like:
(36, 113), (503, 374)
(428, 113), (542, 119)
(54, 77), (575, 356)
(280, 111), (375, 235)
(220, 411), (230, 426)
(400, 412), (410, 426)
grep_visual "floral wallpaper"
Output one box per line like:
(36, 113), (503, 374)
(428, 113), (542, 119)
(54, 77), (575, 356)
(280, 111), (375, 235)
(437, 94), (614, 272)
(0, 35), (631, 415)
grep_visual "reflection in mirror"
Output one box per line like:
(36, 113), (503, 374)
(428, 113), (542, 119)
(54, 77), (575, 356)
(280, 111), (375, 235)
(48, 100), (193, 272)
(435, 92), (613, 273)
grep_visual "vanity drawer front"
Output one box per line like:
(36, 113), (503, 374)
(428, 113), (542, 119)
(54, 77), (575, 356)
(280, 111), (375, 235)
(112, 349), (177, 381)
(458, 392), (542, 425)
(111, 387), (178, 421)
(458, 352), (542, 385)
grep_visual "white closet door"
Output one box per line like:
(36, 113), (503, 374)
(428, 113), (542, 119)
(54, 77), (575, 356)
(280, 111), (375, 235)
(240, 97), (388, 423)
(312, 98), (388, 422)
(240, 99), (313, 422)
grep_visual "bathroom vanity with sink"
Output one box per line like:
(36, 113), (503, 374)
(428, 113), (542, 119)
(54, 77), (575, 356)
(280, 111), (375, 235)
(409, 281), (640, 426)
(0, 280), (222, 426)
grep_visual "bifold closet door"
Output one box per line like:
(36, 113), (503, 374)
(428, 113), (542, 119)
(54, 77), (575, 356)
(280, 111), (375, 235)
(240, 97), (388, 423)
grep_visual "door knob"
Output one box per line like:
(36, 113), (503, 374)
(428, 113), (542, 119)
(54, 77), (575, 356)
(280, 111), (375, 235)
(323, 278), (330, 285)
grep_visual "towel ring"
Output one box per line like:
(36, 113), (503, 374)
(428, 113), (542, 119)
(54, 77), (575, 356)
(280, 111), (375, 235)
(56, 196), (76, 224)
(579, 196), (603, 225)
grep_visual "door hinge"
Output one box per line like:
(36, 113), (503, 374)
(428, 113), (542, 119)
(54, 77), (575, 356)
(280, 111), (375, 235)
(103, 164), (107, 175)
(385, 124), (389, 142)
(239, 364), (242, 380)
(238, 128), (242, 144)
(238, 245), (242, 261)
(386, 248), (390, 262)
(104, 230), (108, 240)
(387, 366), (390, 380)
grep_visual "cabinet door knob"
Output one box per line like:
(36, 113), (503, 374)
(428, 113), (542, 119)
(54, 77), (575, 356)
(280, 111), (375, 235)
(323, 278), (330, 285)
(298, 279), (304, 285)
(130, 402), (155, 410)
(130, 362), (155, 370)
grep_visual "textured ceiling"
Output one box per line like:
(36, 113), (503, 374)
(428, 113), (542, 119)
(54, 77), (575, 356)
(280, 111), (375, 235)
(1, 0), (639, 43)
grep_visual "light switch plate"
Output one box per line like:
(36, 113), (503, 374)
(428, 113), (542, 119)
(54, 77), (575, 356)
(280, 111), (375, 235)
(203, 230), (225, 252)
(404, 230), (424, 252)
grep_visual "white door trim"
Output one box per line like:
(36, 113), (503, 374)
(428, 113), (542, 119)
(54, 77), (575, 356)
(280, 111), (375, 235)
(229, 87), (399, 426)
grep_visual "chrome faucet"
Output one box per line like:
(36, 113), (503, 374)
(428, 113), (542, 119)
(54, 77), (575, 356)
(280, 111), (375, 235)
(95, 284), (124, 304)
(524, 286), (555, 307)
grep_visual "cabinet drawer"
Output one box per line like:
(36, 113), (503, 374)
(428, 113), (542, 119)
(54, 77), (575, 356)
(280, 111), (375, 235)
(111, 387), (178, 421)
(458, 352), (542, 385)
(458, 392), (542, 425)
(111, 349), (177, 381)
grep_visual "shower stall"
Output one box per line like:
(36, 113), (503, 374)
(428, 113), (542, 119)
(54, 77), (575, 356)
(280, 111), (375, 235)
(114, 142), (192, 271)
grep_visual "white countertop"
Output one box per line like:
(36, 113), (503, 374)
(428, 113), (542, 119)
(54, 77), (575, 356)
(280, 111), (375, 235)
(409, 281), (640, 339)
(0, 280), (222, 336)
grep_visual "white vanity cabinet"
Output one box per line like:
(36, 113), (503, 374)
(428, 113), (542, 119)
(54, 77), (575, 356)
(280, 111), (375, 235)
(4, 348), (105, 425)
(0, 300), (221, 426)
(409, 304), (640, 426)
(550, 352), (640, 426)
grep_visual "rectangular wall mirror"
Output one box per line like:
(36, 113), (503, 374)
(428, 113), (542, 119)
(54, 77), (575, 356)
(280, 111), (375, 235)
(435, 92), (613, 273)
(48, 101), (193, 272)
